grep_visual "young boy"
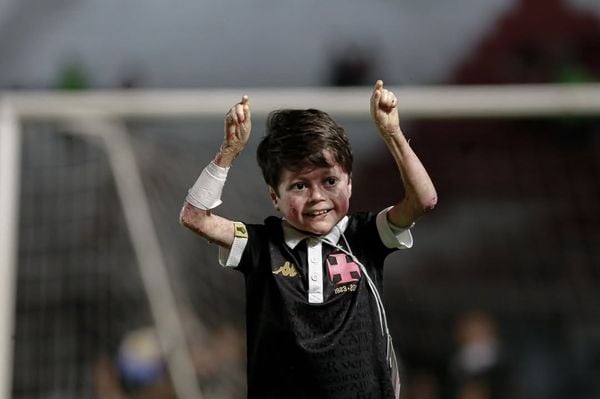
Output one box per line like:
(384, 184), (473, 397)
(180, 80), (437, 398)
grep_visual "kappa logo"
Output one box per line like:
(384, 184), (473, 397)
(272, 261), (299, 278)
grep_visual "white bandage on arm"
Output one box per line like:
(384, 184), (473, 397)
(186, 161), (229, 210)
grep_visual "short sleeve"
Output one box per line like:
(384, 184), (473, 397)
(375, 206), (414, 249)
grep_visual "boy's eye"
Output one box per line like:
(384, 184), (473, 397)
(325, 177), (338, 186)
(292, 182), (306, 190)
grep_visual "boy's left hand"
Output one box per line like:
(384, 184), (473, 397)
(370, 80), (400, 137)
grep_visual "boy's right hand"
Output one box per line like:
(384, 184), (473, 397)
(218, 95), (251, 165)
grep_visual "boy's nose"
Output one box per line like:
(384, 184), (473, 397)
(309, 185), (326, 201)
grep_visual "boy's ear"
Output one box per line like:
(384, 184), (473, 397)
(347, 175), (352, 198)
(268, 186), (280, 210)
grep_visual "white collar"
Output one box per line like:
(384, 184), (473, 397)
(282, 216), (349, 249)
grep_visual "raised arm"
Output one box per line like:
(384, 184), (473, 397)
(370, 80), (437, 227)
(179, 96), (251, 248)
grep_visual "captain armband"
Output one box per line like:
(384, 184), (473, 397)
(218, 221), (249, 267)
(186, 161), (229, 210)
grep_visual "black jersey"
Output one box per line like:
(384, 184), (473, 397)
(227, 211), (409, 398)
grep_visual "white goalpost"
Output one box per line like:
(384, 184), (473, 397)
(7, 83), (600, 120)
(1, 83), (600, 399)
(0, 100), (21, 399)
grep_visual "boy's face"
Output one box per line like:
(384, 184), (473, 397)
(270, 150), (352, 235)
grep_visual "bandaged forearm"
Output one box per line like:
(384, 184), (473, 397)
(186, 161), (229, 210)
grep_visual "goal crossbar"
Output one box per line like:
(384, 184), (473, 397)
(5, 83), (600, 120)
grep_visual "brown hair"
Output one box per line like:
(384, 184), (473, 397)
(256, 109), (353, 194)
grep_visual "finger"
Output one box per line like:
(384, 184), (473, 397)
(381, 90), (388, 105)
(225, 100), (239, 121)
(241, 95), (251, 119)
(371, 86), (382, 104)
(372, 80), (384, 101)
(382, 90), (398, 109)
(234, 104), (247, 123)
(388, 91), (397, 106)
(383, 90), (394, 107)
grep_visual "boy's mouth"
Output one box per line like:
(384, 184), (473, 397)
(305, 209), (331, 217)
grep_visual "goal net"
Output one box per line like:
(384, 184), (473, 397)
(1, 84), (600, 399)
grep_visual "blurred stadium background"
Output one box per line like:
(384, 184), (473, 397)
(1, 0), (600, 398)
